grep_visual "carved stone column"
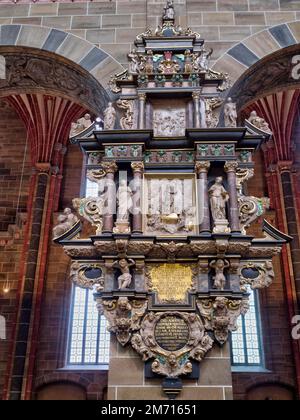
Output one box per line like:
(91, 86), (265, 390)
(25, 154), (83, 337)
(279, 162), (300, 307)
(225, 161), (240, 234)
(102, 161), (118, 234)
(192, 91), (201, 129)
(195, 161), (211, 233)
(131, 162), (144, 235)
(138, 93), (146, 130)
(9, 164), (50, 400)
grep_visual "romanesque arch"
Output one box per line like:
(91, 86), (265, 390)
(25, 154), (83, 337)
(0, 24), (124, 94)
(213, 21), (300, 93)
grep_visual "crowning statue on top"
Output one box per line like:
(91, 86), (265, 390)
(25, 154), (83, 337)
(60, 0), (290, 400)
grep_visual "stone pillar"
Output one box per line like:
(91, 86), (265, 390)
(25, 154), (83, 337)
(192, 91), (201, 129)
(131, 162), (144, 235)
(102, 161), (118, 234)
(9, 164), (50, 400)
(224, 161), (240, 234)
(279, 162), (300, 307)
(138, 93), (146, 130)
(195, 161), (211, 233)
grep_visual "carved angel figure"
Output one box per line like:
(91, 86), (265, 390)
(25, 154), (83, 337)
(113, 258), (135, 290)
(53, 208), (78, 239)
(210, 259), (230, 290)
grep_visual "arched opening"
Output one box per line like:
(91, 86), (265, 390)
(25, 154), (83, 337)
(246, 383), (296, 401)
(36, 381), (87, 401)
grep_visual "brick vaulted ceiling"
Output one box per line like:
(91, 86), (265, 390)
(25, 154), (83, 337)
(6, 94), (85, 166)
(244, 90), (300, 164)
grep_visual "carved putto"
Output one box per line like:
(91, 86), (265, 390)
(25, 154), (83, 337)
(210, 259), (230, 290)
(53, 208), (79, 239)
(112, 258), (135, 290)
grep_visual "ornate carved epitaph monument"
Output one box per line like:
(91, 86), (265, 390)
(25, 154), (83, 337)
(54, 2), (291, 400)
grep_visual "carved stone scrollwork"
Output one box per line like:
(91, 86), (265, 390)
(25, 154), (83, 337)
(52, 208), (79, 240)
(73, 197), (104, 235)
(239, 261), (275, 291)
(116, 99), (136, 130)
(100, 297), (148, 346)
(131, 312), (213, 378)
(70, 261), (104, 292)
(236, 167), (270, 234)
(197, 297), (249, 344)
(238, 195), (270, 234)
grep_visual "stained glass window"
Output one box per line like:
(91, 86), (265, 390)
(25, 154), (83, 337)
(67, 286), (110, 366)
(231, 288), (263, 367)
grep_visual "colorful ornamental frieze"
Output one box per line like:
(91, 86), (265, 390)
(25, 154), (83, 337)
(54, 1), (291, 399)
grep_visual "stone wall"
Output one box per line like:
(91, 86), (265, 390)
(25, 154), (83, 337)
(108, 336), (233, 400)
(1, 1), (300, 68)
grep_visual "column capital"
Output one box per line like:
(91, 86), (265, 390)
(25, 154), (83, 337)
(101, 161), (118, 174)
(192, 90), (201, 100)
(138, 92), (147, 101)
(131, 161), (144, 174)
(195, 161), (210, 174)
(277, 160), (293, 174)
(34, 163), (51, 174)
(224, 161), (239, 173)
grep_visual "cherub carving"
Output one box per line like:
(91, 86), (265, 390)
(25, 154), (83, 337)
(113, 258), (135, 290)
(210, 259), (230, 290)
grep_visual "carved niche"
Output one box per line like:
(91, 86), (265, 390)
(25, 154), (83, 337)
(144, 174), (197, 236)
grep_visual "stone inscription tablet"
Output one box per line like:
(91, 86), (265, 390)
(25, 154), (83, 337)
(155, 315), (189, 352)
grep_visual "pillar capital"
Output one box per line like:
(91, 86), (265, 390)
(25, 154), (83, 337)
(192, 90), (201, 100)
(34, 163), (51, 174)
(101, 161), (118, 174)
(195, 161), (210, 174)
(224, 161), (239, 173)
(277, 160), (293, 174)
(131, 161), (144, 174)
(138, 92), (147, 101)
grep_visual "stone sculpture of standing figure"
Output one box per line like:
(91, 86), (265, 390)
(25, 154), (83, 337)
(209, 177), (230, 233)
(117, 180), (133, 221)
(224, 98), (237, 128)
(104, 102), (116, 130)
(163, 0), (175, 20)
(209, 177), (229, 221)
